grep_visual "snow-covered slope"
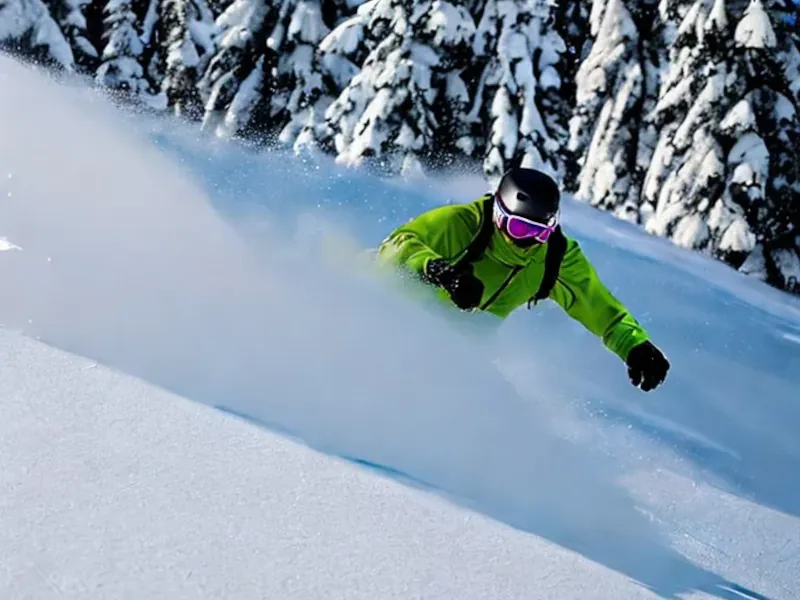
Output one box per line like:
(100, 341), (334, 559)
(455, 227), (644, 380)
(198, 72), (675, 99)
(2, 327), (667, 600)
(1, 55), (799, 600)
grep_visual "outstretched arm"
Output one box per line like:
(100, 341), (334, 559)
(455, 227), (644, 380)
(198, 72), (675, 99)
(549, 237), (669, 390)
(549, 237), (648, 361)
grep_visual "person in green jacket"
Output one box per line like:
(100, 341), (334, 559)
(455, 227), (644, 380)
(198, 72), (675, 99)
(377, 167), (670, 392)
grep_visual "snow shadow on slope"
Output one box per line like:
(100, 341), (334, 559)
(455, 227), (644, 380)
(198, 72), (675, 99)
(0, 57), (775, 600)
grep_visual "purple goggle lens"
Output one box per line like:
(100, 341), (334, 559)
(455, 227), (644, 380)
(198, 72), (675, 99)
(493, 195), (557, 242)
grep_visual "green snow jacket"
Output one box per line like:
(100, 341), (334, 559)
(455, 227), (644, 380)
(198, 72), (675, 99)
(376, 196), (650, 362)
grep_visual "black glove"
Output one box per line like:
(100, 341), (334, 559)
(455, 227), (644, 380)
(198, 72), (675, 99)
(423, 258), (484, 311)
(626, 340), (670, 392)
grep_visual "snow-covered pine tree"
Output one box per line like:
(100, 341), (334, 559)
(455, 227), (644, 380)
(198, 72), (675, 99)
(568, 0), (661, 221)
(553, 0), (590, 184)
(42, 0), (99, 72)
(269, 0), (331, 147)
(553, 0), (590, 106)
(643, 0), (799, 294)
(207, 0), (233, 17)
(642, 0), (745, 251)
(314, 0), (476, 176)
(289, 0), (372, 153)
(96, 0), (166, 108)
(197, 0), (334, 143)
(196, 0), (275, 139)
(468, 0), (568, 180)
(148, 0), (216, 119)
(311, 0), (366, 75)
(294, 0), (375, 153)
(0, 0), (74, 69)
(731, 0), (800, 292)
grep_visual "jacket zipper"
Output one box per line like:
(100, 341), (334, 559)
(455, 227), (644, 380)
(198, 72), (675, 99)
(480, 265), (522, 311)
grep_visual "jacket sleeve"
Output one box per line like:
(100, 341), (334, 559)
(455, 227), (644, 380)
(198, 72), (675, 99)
(376, 204), (480, 276)
(549, 237), (649, 362)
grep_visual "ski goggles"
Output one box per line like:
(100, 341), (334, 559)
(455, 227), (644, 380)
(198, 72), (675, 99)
(493, 194), (558, 242)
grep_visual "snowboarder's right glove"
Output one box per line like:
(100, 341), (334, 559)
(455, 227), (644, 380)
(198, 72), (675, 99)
(423, 258), (484, 311)
(626, 340), (670, 392)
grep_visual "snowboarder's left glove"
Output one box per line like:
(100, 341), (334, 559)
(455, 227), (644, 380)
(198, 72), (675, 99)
(626, 340), (669, 392)
(423, 258), (484, 311)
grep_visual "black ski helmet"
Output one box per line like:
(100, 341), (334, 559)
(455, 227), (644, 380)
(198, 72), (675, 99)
(495, 167), (561, 226)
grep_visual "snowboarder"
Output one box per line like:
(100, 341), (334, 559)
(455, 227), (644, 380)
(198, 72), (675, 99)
(377, 167), (670, 392)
